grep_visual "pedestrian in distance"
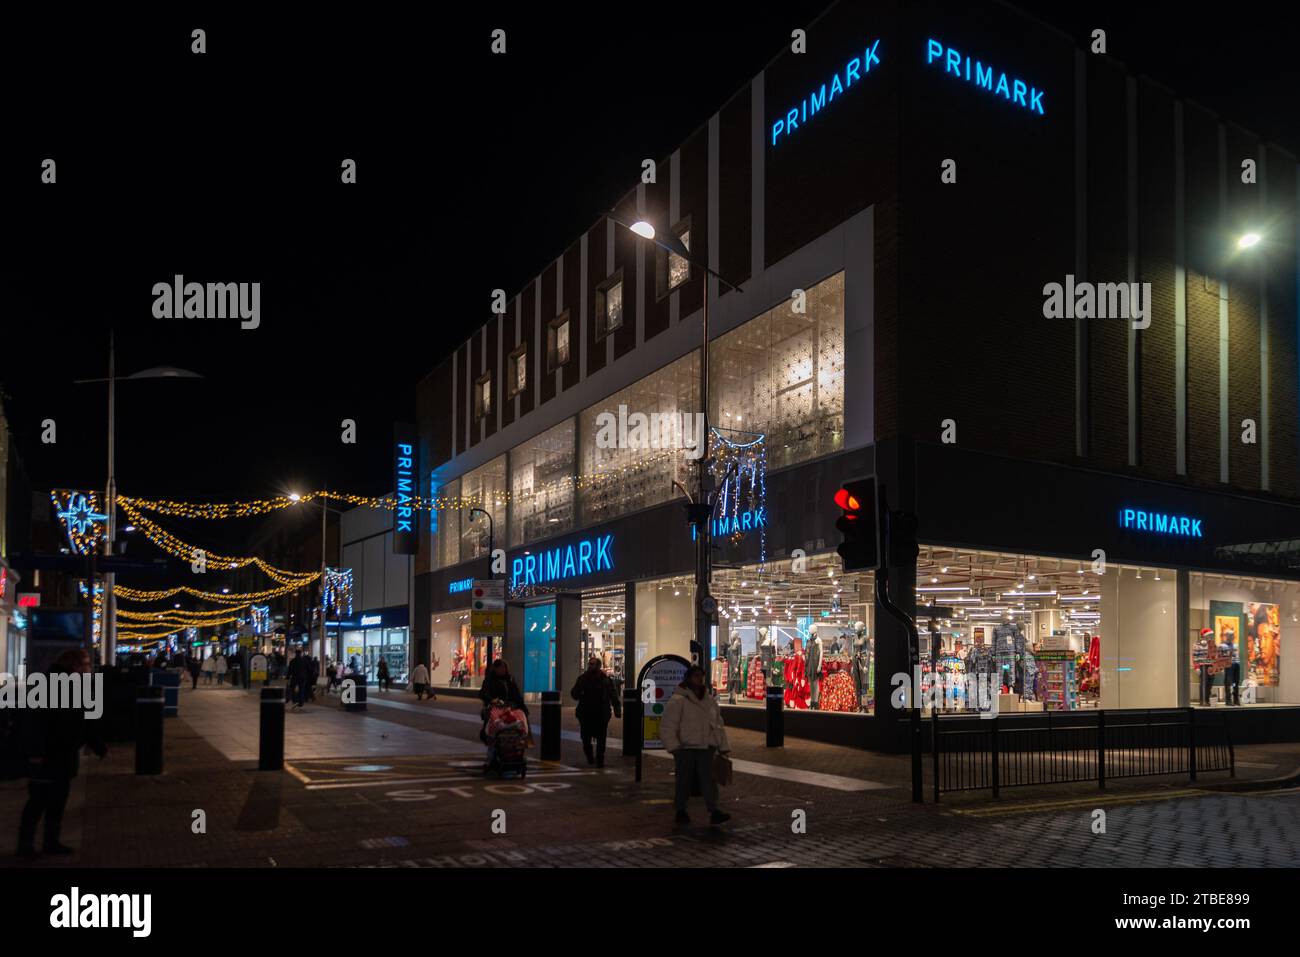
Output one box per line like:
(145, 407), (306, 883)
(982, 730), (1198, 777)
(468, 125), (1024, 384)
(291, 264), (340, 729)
(308, 656), (321, 702)
(201, 655), (216, 685)
(15, 649), (107, 859)
(571, 657), (621, 767)
(215, 654), (228, 686)
(287, 651), (311, 711)
(411, 661), (432, 700)
(377, 657), (391, 693)
(659, 664), (732, 827)
(186, 654), (201, 690)
(326, 659), (339, 694)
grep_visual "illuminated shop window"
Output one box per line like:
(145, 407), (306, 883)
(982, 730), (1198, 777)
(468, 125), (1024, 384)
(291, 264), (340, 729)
(509, 418), (576, 547)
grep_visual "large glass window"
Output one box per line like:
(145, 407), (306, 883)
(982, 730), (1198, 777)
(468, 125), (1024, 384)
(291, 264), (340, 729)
(916, 547), (1176, 713)
(1188, 572), (1300, 707)
(459, 456), (506, 561)
(578, 350), (699, 527)
(712, 553), (875, 715)
(433, 477), (462, 570)
(711, 271), (845, 470)
(509, 418), (575, 546)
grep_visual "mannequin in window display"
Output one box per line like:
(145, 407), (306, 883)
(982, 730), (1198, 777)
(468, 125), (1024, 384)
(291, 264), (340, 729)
(805, 634), (824, 709)
(726, 635), (742, 704)
(759, 627), (777, 679)
(852, 621), (872, 712)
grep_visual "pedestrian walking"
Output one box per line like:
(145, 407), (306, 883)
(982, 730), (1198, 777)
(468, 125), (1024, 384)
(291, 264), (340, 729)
(15, 649), (107, 859)
(308, 656), (321, 702)
(186, 654), (201, 690)
(376, 657), (391, 693)
(201, 655), (216, 685)
(411, 661), (432, 700)
(478, 659), (529, 744)
(215, 654), (228, 686)
(571, 657), (621, 767)
(287, 651), (311, 711)
(659, 664), (732, 827)
(326, 659), (339, 694)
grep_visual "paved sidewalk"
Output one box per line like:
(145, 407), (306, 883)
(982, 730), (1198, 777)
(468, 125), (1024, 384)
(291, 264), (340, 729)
(0, 684), (1295, 868)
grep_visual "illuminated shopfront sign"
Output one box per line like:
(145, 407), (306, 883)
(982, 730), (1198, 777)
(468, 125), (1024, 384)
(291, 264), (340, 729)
(359, 615), (382, 627)
(393, 423), (418, 555)
(924, 38), (1045, 116)
(448, 577), (474, 594)
(771, 39), (882, 147)
(511, 534), (615, 589)
(1119, 507), (1203, 538)
(691, 508), (768, 540)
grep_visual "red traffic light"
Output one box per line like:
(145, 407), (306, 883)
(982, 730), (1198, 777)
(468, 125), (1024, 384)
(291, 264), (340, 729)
(834, 488), (862, 512)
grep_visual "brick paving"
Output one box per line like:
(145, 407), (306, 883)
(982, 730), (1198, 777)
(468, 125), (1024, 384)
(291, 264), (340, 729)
(0, 683), (1296, 868)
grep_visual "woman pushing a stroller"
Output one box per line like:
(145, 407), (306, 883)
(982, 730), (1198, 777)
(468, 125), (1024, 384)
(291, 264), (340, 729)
(478, 658), (532, 776)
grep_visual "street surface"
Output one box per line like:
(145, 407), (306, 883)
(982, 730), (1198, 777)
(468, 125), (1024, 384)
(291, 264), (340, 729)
(2, 684), (1298, 868)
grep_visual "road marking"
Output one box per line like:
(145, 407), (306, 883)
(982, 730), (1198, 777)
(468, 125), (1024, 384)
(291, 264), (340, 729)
(1236, 761), (1279, 769)
(949, 788), (1209, 817)
(368, 695), (896, 792)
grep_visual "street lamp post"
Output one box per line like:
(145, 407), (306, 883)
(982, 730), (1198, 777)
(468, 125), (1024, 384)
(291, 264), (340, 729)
(611, 214), (742, 679)
(75, 335), (202, 664)
(468, 507), (494, 674)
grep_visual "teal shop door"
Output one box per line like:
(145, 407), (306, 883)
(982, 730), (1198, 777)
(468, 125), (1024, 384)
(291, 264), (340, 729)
(523, 603), (556, 693)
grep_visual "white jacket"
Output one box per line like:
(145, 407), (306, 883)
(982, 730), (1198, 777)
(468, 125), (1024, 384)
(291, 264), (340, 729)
(411, 663), (430, 685)
(201, 657), (216, 673)
(215, 657), (228, 673)
(659, 685), (730, 753)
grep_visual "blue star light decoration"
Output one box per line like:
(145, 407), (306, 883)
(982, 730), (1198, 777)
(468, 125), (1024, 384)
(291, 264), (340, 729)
(52, 490), (109, 555)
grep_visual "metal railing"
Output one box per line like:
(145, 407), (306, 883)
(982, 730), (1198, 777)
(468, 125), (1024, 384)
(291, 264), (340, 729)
(933, 707), (1234, 800)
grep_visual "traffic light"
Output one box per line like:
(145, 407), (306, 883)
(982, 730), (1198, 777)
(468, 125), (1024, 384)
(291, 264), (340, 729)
(834, 477), (880, 571)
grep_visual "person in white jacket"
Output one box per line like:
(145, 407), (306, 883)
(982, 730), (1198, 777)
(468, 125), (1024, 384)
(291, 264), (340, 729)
(658, 664), (732, 826)
(410, 661), (436, 701)
(215, 654), (228, 686)
(200, 655), (217, 685)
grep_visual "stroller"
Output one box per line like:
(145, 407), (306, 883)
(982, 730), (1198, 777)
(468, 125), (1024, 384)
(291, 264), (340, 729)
(482, 699), (529, 779)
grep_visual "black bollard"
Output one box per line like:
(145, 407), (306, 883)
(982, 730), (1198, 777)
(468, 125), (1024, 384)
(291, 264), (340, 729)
(540, 690), (561, 761)
(135, 686), (165, 774)
(259, 687), (285, 770)
(343, 678), (368, 712)
(765, 686), (785, 747)
(622, 689), (643, 757)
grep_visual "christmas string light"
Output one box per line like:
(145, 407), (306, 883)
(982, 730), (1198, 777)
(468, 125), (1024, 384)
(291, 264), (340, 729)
(115, 578), (318, 604)
(116, 498), (320, 585)
(115, 449), (690, 519)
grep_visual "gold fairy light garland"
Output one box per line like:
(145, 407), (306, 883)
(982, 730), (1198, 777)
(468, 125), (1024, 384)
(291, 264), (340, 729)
(116, 448), (688, 519)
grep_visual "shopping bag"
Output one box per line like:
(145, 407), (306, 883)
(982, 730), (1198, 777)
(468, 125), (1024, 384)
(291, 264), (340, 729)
(713, 751), (734, 787)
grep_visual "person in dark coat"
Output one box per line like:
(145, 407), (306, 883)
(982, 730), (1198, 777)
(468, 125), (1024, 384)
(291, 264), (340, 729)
(376, 658), (391, 693)
(286, 651), (312, 711)
(186, 654), (202, 690)
(571, 658), (622, 767)
(308, 656), (321, 702)
(478, 659), (528, 743)
(16, 649), (107, 858)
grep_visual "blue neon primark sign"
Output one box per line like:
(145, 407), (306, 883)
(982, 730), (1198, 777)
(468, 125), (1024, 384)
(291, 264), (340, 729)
(771, 39), (881, 147)
(1119, 507), (1204, 538)
(691, 508), (767, 540)
(448, 577), (473, 594)
(511, 534), (615, 590)
(924, 38), (1045, 116)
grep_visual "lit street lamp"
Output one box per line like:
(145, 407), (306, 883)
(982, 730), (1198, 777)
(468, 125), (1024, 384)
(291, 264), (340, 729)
(75, 332), (203, 663)
(607, 212), (743, 676)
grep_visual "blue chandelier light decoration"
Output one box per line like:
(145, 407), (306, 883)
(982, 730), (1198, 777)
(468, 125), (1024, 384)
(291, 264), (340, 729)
(709, 427), (768, 565)
(322, 567), (354, 618)
(53, 490), (109, 555)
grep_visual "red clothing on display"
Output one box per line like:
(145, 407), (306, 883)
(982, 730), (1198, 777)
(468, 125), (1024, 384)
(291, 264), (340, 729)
(746, 660), (766, 699)
(783, 654), (810, 709)
(1088, 635), (1100, 672)
(819, 670), (856, 712)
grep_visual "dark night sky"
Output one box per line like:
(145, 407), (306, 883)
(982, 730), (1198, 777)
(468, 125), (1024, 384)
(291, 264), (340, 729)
(1, 3), (1296, 523)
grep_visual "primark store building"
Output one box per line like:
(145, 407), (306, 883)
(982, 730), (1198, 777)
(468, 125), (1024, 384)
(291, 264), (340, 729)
(413, 0), (1300, 750)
